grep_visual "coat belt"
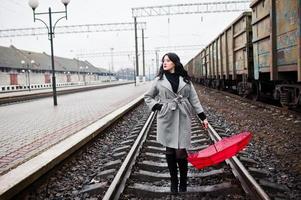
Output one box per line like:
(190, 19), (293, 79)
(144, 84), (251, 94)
(160, 95), (188, 111)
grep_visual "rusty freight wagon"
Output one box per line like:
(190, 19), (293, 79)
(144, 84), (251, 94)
(192, 51), (203, 83)
(251, 0), (301, 106)
(192, 12), (253, 95)
(189, 49), (207, 85)
(185, 58), (194, 79)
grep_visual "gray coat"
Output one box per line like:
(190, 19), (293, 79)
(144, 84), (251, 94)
(144, 74), (204, 149)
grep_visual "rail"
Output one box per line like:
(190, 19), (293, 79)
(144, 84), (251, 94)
(207, 123), (270, 200)
(102, 111), (156, 200)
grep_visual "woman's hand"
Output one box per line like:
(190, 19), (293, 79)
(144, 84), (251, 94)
(202, 119), (209, 129)
(152, 103), (163, 111)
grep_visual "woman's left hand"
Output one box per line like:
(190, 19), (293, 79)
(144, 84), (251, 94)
(202, 119), (209, 129)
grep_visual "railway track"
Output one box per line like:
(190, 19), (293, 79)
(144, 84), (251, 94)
(200, 85), (301, 116)
(102, 111), (271, 200)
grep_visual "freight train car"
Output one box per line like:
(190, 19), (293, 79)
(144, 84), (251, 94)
(186, 58), (193, 79)
(186, 52), (204, 82)
(192, 52), (203, 81)
(190, 12), (253, 95)
(250, 0), (301, 106)
(187, 0), (301, 107)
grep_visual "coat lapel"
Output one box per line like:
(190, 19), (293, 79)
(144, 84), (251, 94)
(160, 74), (174, 94)
(159, 74), (187, 94)
(177, 76), (187, 93)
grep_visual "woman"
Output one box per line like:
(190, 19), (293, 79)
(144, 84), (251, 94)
(144, 52), (209, 194)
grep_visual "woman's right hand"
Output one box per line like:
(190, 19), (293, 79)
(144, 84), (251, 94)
(152, 103), (163, 111)
(202, 119), (209, 129)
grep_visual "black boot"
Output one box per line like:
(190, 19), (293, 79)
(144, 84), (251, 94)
(178, 158), (188, 192)
(166, 154), (178, 194)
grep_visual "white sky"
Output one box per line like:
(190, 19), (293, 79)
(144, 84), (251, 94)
(0, 0), (251, 74)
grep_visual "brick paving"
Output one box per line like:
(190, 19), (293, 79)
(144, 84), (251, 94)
(0, 83), (150, 175)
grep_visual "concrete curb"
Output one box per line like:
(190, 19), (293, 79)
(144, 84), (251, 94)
(0, 94), (144, 200)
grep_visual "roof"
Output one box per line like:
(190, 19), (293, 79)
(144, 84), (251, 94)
(0, 45), (104, 73)
(249, 0), (262, 8)
(0, 45), (32, 69)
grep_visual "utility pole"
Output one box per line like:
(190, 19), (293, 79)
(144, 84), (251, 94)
(134, 17), (139, 85)
(110, 47), (114, 82)
(142, 28), (145, 82)
(155, 50), (159, 75)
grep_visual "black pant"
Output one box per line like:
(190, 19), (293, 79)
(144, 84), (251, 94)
(165, 147), (188, 193)
(166, 147), (187, 159)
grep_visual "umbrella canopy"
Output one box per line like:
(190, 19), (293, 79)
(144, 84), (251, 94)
(188, 132), (252, 169)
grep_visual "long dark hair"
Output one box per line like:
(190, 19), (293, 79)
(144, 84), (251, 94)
(157, 52), (191, 84)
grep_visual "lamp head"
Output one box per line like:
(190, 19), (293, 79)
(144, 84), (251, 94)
(28, 0), (39, 10)
(61, 0), (71, 6)
(21, 60), (25, 65)
(31, 60), (35, 64)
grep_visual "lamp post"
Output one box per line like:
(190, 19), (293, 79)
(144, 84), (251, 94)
(21, 59), (35, 91)
(28, 0), (71, 106)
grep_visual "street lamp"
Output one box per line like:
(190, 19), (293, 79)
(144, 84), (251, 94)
(28, 0), (71, 106)
(21, 59), (35, 91)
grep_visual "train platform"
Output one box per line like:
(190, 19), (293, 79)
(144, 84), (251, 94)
(0, 81), (132, 99)
(0, 82), (150, 177)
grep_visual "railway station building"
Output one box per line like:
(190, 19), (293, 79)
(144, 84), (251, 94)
(0, 45), (115, 92)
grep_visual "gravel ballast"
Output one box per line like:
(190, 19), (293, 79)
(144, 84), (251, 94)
(195, 84), (301, 199)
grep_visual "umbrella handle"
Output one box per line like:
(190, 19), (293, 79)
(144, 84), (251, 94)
(209, 138), (218, 152)
(212, 143), (218, 152)
(206, 124), (218, 152)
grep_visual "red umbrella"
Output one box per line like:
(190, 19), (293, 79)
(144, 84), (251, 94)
(188, 132), (252, 169)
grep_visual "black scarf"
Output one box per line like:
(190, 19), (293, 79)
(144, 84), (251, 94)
(164, 71), (179, 93)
